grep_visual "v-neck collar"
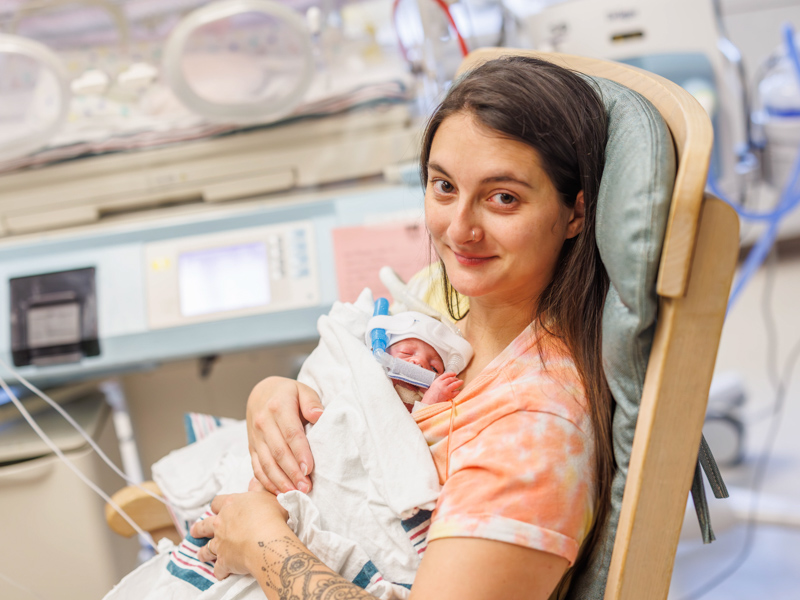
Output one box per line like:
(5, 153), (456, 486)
(412, 322), (541, 421)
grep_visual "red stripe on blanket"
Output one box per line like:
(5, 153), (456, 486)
(171, 554), (216, 578)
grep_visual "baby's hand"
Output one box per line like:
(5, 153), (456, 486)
(421, 372), (462, 405)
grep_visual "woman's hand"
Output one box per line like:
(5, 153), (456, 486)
(247, 376), (324, 494)
(192, 491), (291, 579)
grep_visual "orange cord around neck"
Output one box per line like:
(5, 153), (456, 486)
(445, 398), (456, 481)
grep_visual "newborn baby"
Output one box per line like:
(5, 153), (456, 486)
(386, 337), (464, 409)
(366, 310), (474, 412)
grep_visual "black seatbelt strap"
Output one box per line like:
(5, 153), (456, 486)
(690, 434), (729, 544)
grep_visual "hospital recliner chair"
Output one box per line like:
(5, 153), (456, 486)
(106, 50), (739, 600)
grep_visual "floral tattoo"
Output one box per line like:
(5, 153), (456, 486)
(258, 537), (372, 600)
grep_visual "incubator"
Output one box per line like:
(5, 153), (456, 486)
(0, 0), (415, 172)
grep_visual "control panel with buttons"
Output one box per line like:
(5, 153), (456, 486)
(144, 220), (319, 330)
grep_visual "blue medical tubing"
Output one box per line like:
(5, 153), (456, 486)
(368, 298), (436, 389)
(713, 22), (800, 310)
(370, 297), (390, 353)
(785, 22), (800, 88)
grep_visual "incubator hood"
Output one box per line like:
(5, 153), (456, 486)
(0, 0), (419, 235)
(0, 0), (412, 166)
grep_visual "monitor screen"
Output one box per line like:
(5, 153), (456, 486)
(178, 242), (270, 317)
(26, 302), (81, 348)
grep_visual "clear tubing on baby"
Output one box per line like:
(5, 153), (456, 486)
(370, 298), (437, 389)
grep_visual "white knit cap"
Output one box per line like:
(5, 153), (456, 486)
(365, 311), (473, 374)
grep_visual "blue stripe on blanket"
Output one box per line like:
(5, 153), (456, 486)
(166, 525), (219, 592)
(167, 559), (215, 591)
(184, 413), (222, 444)
(401, 509), (432, 531)
(352, 561), (380, 589)
(185, 532), (210, 546)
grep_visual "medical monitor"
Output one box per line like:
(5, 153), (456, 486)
(177, 242), (271, 318)
(145, 220), (319, 330)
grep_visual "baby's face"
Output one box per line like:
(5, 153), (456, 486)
(387, 339), (445, 375)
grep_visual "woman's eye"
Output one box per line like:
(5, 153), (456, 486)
(490, 192), (517, 206)
(433, 180), (454, 194)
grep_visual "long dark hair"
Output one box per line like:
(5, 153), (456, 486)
(420, 55), (614, 576)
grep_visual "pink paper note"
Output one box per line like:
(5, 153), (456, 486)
(332, 221), (434, 303)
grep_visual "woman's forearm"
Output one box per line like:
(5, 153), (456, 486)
(251, 531), (374, 600)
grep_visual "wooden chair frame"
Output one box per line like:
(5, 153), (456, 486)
(107, 50), (740, 600)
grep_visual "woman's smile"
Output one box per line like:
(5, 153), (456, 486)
(452, 250), (496, 266)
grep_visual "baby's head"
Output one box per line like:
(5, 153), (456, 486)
(365, 310), (474, 376)
(386, 337), (445, 376)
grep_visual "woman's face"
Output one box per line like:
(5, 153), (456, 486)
(425, 111), (584, 308)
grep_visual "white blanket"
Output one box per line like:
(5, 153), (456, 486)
(104, 289), (440, 600)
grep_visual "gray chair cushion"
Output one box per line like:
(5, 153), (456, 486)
(565, 76), (675, 599)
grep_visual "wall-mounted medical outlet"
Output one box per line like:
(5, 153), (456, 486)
(9, 267), (100, 367)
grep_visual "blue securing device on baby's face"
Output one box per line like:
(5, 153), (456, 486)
(369, 298), (436, 390)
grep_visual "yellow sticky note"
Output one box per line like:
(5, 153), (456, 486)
(151, 257), (171, 271)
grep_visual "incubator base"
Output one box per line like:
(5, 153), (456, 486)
(0, 393), (139, 599)
(0, 104), (418, 236)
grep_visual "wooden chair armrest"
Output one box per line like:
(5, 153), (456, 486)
(105, 481), (181, 545)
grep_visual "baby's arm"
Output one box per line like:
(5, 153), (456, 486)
(421, 372), (462, 405)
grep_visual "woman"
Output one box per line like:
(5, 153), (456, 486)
(192, 55), (614, 600)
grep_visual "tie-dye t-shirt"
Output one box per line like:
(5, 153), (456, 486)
(412, 323), (596, 567)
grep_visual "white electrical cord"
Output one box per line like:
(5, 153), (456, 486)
(0, 357), (166, 507)
(0, 373), (158, 550)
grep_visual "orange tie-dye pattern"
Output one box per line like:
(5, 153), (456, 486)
(413, 324), (596, 566)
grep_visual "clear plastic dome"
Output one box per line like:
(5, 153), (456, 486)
(162, 0), (314, 123)
(0, 34), (71, 162)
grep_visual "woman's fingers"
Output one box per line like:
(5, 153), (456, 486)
(250, 451), (282, 495)
(194, 491), (292, 577)
(272, 406), (314, 493)
(213, 558), (232, 580)
(196, 539), (216, 564)
(190, 515), (216, 540)
(248, 476), (268, 492)
(254, 414), (306, 492)
(295, 382), (325, 473)
(247, 377), (317, 494)
(210, 494), (235, 513)
(298, 383), (325, 425)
